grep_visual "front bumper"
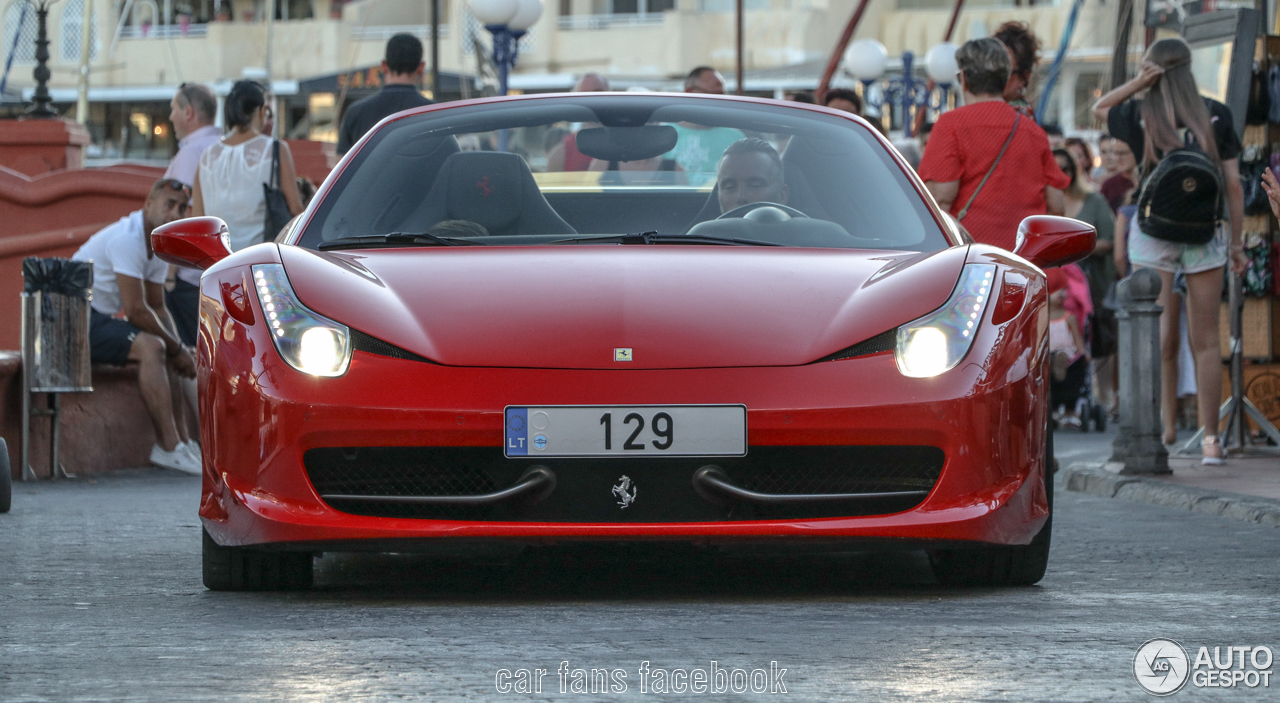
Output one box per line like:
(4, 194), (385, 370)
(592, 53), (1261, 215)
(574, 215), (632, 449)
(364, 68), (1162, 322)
(199, 319), (1050, 550)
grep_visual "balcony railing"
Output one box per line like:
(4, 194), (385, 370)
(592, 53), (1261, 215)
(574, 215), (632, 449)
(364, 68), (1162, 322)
(557, 13), (667, 30)
(118, 23), (209, 40)
(351, 25), (453, 42)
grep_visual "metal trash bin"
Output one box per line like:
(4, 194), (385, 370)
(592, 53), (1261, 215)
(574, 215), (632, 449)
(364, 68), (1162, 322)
(20, 257), (93, 480)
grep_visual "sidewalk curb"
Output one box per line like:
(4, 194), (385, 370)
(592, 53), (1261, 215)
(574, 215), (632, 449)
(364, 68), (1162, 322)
(1061, 463), (1280, 528)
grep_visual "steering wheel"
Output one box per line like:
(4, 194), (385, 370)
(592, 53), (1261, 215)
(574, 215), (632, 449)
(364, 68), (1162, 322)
(715, 202), (809, 220)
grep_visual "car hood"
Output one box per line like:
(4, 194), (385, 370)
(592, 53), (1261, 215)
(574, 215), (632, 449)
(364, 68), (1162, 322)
(278, 245), (968, 369)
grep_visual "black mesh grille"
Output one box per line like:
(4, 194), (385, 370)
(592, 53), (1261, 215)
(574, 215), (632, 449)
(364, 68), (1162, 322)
(304, 445), (944, 522)
(306, 447), (498, 520)
(742, 446), (941, 494)
(350, 329), (434, 363)
(815, 328), (898, 363)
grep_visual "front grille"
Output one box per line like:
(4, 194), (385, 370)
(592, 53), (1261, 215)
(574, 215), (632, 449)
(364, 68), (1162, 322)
(744, 446), (940, 494)
(306, 447), (499, 520)
(304, 445), (944, 522)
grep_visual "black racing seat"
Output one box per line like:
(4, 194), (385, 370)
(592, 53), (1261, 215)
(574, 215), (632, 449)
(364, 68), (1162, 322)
(403, 151), (576, 237)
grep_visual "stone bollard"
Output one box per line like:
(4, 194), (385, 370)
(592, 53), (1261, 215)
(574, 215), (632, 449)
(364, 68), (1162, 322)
(1110, 269), (1169, 474)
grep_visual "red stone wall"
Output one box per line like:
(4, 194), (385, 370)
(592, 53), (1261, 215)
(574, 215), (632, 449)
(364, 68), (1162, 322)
(0, 120), (90, 176)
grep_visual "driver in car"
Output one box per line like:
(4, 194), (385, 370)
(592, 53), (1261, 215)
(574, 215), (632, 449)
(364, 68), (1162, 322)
(716, 138), (789, 214)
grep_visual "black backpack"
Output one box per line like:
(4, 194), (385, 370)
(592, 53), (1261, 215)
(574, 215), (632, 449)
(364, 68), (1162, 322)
(1137, 144), (1224, 246)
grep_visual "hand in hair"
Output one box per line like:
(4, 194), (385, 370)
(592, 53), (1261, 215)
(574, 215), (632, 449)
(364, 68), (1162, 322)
(1091, 60), (1165, 124)
(1136, 61), (1165, 90)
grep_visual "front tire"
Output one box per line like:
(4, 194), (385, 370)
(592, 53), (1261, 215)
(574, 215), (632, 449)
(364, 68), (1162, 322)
(928, 417), (1053, 587)
(203, 528), (313, 591)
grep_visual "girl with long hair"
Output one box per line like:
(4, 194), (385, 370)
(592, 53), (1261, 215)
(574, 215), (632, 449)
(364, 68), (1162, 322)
(191, 80), (303, 252)
(1092, 37), (1247, 464)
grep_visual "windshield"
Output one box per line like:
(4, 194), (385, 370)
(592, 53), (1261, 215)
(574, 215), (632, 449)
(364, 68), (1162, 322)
(296, 95), (949, 252)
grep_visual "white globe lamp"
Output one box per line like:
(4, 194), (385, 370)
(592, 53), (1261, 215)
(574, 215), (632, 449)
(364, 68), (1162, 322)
(925, 42), (959, 85)
(507, 0), (544, 31)
(470, 0), (519, 26)
(845, 39), (888, 81)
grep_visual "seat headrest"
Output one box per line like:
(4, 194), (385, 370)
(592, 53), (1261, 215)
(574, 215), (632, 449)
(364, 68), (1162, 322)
(439, 152), (531, 234)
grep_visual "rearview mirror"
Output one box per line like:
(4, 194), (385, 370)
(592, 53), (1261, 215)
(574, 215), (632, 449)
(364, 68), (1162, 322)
(151, 216), (232, 270)
(1014, 216), (1096, 269)
(576, 126), (679, 163)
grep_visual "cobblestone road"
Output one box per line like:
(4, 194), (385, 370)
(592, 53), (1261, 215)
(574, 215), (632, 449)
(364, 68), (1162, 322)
(1, 433), (1276, 701)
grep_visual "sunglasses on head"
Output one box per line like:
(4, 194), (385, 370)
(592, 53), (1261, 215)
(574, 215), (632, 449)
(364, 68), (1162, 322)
(161, 179), (192, 197)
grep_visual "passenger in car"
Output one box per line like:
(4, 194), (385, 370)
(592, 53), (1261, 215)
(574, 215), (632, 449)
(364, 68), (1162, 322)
(716, 138), (789, 214)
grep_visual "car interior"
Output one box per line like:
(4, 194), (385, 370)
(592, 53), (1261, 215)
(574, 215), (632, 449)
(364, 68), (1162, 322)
(299, 97), (947, 252)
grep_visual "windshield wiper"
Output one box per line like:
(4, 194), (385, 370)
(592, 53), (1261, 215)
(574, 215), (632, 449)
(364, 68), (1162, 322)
(549, 231), (780, 247)
(318, 232), (485, 251)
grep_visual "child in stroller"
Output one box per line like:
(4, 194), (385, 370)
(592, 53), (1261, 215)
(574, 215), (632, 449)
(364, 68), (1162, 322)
(1047, 268), (1090, 429)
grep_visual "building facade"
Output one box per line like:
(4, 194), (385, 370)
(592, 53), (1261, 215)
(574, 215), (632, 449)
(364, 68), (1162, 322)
(0, 0), (1134, 158)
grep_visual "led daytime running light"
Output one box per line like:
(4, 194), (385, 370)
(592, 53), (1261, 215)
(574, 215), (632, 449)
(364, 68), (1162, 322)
(252, 264), (352, 377)
(895, 264), (995, 378)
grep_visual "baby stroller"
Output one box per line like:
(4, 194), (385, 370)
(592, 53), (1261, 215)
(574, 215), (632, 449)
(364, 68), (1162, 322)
(1049, 265), (1107, 433)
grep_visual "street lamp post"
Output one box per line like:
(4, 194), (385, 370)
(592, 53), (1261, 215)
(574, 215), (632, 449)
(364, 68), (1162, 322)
(844, 39), (957, 137)
(924, 41), (959, 116)
(471, 0), (543, 97)
(26, 0), (60, 119)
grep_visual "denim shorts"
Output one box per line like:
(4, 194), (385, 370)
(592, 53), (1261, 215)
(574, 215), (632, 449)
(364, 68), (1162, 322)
(1127, 217), (1227, 274)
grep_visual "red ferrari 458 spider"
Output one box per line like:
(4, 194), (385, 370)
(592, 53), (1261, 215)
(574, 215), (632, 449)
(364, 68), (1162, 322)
(153, 93), (1094, 591)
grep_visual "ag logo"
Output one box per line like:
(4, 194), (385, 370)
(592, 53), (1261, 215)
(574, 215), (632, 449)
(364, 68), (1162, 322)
(1134, 638), (1190, 696)
(612, 475), (637, 509)
(614, 348), (633, 362)
(1181, 177), (1197, 193)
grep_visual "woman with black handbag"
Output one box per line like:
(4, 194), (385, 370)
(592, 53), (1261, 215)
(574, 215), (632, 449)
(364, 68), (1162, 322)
(191, 80), (303, 252)
(1092, 37), (1248, 464)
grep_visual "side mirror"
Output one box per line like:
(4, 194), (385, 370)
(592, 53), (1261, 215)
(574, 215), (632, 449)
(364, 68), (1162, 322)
(1014, 215), (1096, 269)
(151, 216), (232, 270)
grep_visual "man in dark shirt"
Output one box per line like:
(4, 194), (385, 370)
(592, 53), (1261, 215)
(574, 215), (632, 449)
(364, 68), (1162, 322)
(336, 34), (433, 155)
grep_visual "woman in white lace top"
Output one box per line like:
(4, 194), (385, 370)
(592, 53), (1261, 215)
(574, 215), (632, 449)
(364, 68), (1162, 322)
(191, 80), (303, 251)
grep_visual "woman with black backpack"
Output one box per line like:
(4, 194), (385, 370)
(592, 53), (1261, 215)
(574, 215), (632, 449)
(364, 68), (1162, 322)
(1092, 37), (1248, 465)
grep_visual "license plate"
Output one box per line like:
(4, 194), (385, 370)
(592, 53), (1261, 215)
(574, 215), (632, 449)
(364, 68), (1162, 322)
(504, 405), (747, 458)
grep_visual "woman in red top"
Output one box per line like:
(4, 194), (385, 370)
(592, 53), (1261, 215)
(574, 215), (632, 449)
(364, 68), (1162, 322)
(918, 37), (1068, 251)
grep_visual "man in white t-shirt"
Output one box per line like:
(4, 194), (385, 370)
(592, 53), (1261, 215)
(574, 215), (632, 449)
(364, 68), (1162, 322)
(72, 180), (201, 475)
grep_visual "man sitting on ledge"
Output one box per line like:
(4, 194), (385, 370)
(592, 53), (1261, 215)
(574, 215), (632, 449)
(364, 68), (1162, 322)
(72, 179), (201, 475)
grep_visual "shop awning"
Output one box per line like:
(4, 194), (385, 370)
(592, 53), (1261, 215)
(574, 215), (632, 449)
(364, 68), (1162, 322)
(298, 66), (479, 97)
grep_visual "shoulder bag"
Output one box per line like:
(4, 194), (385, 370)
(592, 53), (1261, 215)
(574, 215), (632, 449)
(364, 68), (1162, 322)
(262, 140), (292, 241)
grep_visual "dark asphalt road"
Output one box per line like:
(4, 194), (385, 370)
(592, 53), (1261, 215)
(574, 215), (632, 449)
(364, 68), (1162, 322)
(1, 430), (1276, 701)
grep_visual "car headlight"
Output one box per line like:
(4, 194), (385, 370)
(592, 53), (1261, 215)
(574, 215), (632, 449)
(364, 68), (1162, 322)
(252, 264), (351, 377)
(895, 264), (996, 378)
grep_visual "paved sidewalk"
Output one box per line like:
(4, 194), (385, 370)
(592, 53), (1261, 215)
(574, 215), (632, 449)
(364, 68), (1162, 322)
(1159, 451), (1280, 500)
(1062, 451), (1280, 528)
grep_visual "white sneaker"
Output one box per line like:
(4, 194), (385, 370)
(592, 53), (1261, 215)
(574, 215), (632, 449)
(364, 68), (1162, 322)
(150, 444), (202, 475)
(181, 440), (202, 463)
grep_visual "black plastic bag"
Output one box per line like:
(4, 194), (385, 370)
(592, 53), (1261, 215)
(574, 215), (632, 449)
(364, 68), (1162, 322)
(1241, 160), (1271, 216)
(1247, 62), (1271, 125)
(22, 257), (93, 297)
